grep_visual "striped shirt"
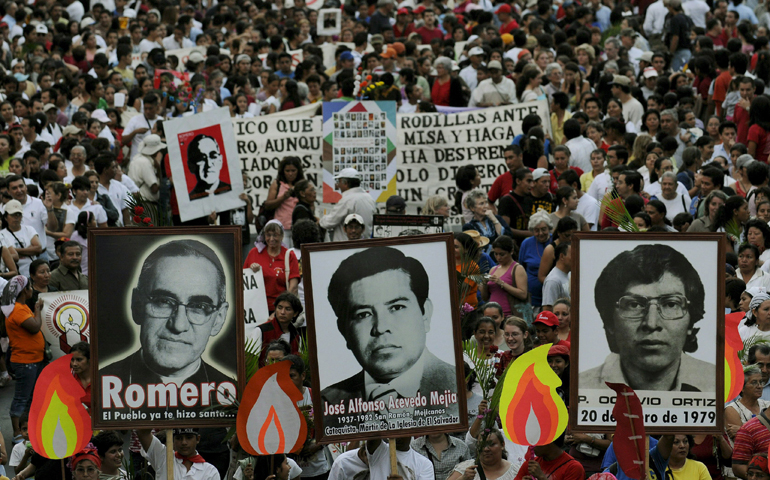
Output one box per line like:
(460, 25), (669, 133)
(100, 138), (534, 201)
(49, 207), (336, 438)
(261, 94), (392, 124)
(733, 413), (770, 465)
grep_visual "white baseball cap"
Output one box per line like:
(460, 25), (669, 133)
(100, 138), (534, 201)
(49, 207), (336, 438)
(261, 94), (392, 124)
(334, 167), (360, 179)
(468, 46), (485, 56)
(532, 168), (549, 181)
(91, 109), (110, 123)
(344, 213), (364, 225)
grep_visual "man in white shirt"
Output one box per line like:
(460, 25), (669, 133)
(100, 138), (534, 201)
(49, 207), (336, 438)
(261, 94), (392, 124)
(644, 0), (668, 36)
(163, 24), (194, 50)
(127, 134), (163, 203)
(366, 439), (434, 480)
(611, 75), (644, 128)
(399, 83), (422, 113)
(95, 156), (130, 226)
(65, 0), (85, 23)
(319, 168), (377, 241)
(138, 23), (164, 53)
(137, 429), (220, 480)
(468, 60), (516, 107)
(620, 29), (644, 72)
(557, 169), (600, 230)
(684, 0), (710, 28)
(459, 46), (485, 91)
(123, 92), (159, 162)
(7, 175), (57, 262)
(16, 115), (40, 158)
(653, 172), (690, 221)
(564, 119), (596, 172)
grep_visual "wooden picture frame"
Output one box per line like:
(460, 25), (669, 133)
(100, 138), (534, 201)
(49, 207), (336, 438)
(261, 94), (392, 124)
(569, 232), (725, 434)
(302, 233), (468, 443)
(89, 227), (245, 429)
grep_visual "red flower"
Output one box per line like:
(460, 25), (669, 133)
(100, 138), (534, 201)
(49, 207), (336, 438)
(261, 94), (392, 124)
(133, 215), (142, 223)
(366, 75), (372, 81)
(134, 206), (144, 215)
(142, 217), (151, 224)
(489, 345), (499, 354)
(148, 224), (154, 227)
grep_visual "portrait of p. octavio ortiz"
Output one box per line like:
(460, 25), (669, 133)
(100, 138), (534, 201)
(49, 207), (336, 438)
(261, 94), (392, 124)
(303, 234), (467, 442)
(572, 234), (724, 433)
(90, 228), (244, 428)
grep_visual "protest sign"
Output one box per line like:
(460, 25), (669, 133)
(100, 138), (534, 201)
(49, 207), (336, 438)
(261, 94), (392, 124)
(39, 290), (89, 360)
(90, 227), (244, 428)
(322, 101), (397, 203)
(317, 8), (341, 36)
(243, 267), (270, 342)
(166, 107), (246, 222)
(233, 100), (550, 228)
(372, 214), (444, 237)
(165, 46), (207, 72)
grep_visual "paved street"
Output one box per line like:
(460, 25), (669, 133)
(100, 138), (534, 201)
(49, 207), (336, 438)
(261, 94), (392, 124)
(0, 376), (19, 478)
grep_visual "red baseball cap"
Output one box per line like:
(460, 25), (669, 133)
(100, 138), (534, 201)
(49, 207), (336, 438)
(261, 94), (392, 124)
(534, 311), (559, 328)
(397, 7), (409, 14)
(496, 3), (512, 14)
(413, 5), (426, 13)
(548, 344), (570, 358)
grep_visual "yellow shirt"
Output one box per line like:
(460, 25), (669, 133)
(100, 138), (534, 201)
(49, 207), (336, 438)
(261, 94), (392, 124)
(550, 110), (572, 146)
(668, 459), (710, 480)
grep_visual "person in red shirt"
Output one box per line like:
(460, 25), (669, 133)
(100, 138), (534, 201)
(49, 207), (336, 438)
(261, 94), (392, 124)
(496, 4), (519, 34)
(706, 18), (726, 47)
(514, 436), (585, 480)
(488, 145), (524, 206)
(735, 76), (755, 145)
(416, 10), (443, 44)
(713, 51), (735, 117)
(719, 10), (739, 46)
(549, 146), (583, 194)
(393, 8), (416, 39)
(244, 220), (300, 311)
(747, 96), (770, 163)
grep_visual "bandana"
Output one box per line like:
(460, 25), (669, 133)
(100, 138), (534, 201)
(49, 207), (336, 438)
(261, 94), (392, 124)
(0, 275), (28, 317)
(70, 444), (102, 470)
(749, 454), (769, 474)
(748, 292), (770, 321)
(254, 219), (286, 253)
(175, 451), (206, 463)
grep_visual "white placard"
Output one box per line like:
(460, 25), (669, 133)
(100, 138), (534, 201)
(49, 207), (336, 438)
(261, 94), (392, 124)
(243, 267), (270, 343)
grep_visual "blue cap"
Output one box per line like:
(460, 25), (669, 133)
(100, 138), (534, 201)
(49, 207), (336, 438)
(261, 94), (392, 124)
(340, 51), (354, 61)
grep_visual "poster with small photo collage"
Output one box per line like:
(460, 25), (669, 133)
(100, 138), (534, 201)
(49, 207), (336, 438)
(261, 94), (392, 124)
(332, 111), (387, 191)
(322, 101), (398, 203)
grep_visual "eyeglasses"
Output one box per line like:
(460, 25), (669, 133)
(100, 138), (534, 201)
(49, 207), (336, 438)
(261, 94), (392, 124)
(615, 294), (689, 321)
(142, 293), (220, 325)
(747, 380), (765, 387)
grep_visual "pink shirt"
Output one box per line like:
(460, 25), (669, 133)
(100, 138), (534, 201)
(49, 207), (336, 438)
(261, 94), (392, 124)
(274, 181), (298, 230)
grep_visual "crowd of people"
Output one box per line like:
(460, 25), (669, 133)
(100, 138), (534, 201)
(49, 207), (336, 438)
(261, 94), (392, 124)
(3, 0), (770, 475)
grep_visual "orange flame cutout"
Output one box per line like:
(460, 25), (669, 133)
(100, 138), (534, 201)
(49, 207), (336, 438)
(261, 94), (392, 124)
(236, 361), (307, 455)
(725, 312), (745, 403)
(29, 354), (91, 459)
(499, 345), (568, 446)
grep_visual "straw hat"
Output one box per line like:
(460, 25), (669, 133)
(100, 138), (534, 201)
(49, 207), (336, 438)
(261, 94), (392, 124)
(465, 230), (489, 248)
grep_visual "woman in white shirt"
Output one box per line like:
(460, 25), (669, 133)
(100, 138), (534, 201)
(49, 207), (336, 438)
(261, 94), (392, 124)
(737, 245), (770, 291)
(740, 292), (770, 346)
(0, 200), (42, 277)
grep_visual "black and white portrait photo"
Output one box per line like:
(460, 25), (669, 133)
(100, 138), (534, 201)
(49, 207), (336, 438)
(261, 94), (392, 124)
(571, 234), (724, 433)
(303, 235), (466, 442)
(90, 228), (244, 429)
(165, 107), (246, 222)
(372, 214), (444, 238)
(317, 8), (341, 36)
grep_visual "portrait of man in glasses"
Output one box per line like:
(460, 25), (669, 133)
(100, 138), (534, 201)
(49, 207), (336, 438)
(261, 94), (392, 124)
(100, 239), (234, 416)
(580, 243), (715, 392)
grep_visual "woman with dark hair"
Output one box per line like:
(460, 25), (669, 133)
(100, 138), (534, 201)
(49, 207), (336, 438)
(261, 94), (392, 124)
(521, 126), (547, 169)
(688, 190), (728, 232)
(70, 211), (94, 275)
(562, 62), (591, 111)
(472, 317), (499, 360)
(645, 199), (674, 231)
(633, 211), (652, 230)
(70, 341), (91, 409)
(280, 79), (305, 111)
(480, 235), (528, 318)
(265, 156), (304, 242)
(739, 22), (757, 55)
(26, 259), (52, 311)
(641, 109), (661, 137)
(517, 64), (545, 103)
(712, 195), (751, 251)
(550, 186), (589, 232)
(665, 436), (712, 479)
(737, 244), (770, 290)
(92, 430), (126, 480)
(241, 454), (291, 480)
(538, 216), (578, 283)
(450, 429), (517, 480)
(747, 96), (770, 162)
(691, 56), (715, 104)
(454, 232), (481, 308)
(746, 218), (770, 264)
(455, 165), (481, 222)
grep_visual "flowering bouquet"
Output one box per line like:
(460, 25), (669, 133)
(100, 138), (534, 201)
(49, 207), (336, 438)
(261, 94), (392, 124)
(125, 193), (170, 227)
(463, 340), (497, 401)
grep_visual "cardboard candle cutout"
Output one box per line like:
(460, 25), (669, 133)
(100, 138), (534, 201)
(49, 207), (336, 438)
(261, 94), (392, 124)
(607, 383), (646, 480)
(237, 361), (307, 455)
(725, 311), (745, 403)
(499, 344), (568, 445)
(29, 354), (91, 459)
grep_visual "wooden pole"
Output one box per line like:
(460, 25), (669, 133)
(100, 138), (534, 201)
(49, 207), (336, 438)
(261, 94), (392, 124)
(61, 458), (65, 479)
(389, 438), (398, 477)
(645, 436), (650, 480)
(166, 429), (174, 480)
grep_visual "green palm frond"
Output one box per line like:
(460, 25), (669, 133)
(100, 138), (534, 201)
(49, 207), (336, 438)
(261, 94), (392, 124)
(298, 330), (311, 384)
(463, 340), (496, 400)
(726, 218), (743, 240)
(740, 333), (770, 362)
(600, 190), (639, 232)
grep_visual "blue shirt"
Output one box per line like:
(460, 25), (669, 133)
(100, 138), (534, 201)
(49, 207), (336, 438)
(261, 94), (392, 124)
(275, 70), (295, 79)
(729, 2), (759, 23)
(517, 235), (551, 306)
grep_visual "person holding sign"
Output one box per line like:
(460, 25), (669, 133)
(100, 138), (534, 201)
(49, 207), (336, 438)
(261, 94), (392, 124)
(136, 428), (221, 480)
(580, 244), (714, 392)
